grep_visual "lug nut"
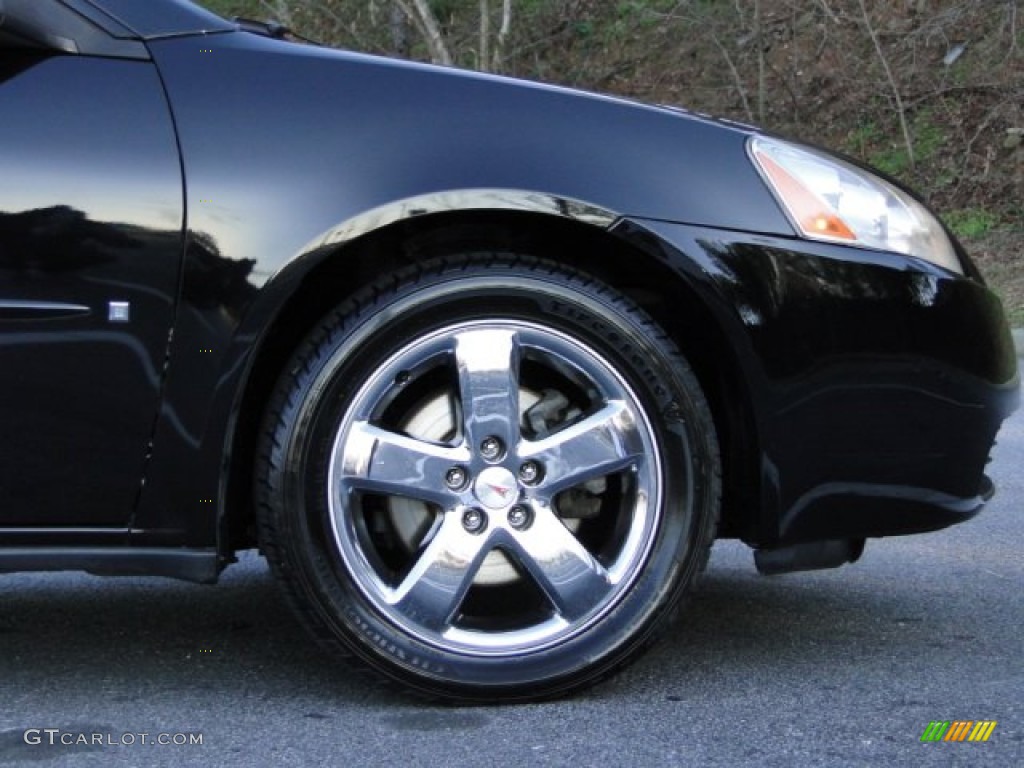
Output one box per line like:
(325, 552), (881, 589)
(518, 461), (541, 484)
(480, 436), (504, 461)
(445, 466), (468, 490)
(462, 508), (487, 534)
(508, 505), (531, 530)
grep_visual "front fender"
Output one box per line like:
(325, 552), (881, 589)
(131, 189), (622, 547)
(134, 28), (791, 548)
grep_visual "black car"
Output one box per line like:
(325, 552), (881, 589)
(0, 0), (1018, 702)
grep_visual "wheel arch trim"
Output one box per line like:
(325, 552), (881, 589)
(227, 188), (624, 362)
(211, 191), (763, 554)
(301, 188), (619, 254)
(212, 189), (621, 550)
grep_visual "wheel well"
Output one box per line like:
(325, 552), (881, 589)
(223, 211), (761, 552)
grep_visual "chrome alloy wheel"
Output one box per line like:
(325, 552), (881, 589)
(328, 320), (662, 655)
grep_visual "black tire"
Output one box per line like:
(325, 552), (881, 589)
(255, 254), (720, 702)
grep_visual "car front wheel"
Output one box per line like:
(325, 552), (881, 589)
(256, 254), (720, 701)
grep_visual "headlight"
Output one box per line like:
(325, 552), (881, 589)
(749, 136), (961, 274)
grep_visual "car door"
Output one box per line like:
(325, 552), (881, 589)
(0, 1), (183, 528)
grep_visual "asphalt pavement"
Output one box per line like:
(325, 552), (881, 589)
(2, 410), (1022, 767)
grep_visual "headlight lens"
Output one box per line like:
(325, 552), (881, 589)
(749, 136), (961, 274)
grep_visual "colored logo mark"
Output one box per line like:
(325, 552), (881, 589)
(920, 720), (997, 742)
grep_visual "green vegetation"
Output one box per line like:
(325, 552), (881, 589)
(944, 209), (1000, 240)
(869, 111), (946, 178)
(846, 121), (881, 159)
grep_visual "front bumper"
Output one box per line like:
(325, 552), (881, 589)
(617, 217), (1020, 545)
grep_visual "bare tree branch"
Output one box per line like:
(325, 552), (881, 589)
(479, 0), (490, 71)
(390, 1), (411, 57)
(815, 0), (840, 25)
(394, 0), (453, 66)
(1008, 0), (1019, 56)
(710, 28), (754, 123)
(259, 0), (294, 27)
(492, 0), (512, 72)
(857, 0), (915, 167)
(754, 0), (766, 124)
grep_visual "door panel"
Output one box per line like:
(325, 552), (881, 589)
(0, 50), (183, 526)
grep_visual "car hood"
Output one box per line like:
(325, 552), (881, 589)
(146, 26), (792, 241)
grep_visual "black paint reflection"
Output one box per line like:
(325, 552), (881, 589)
(0, 205), (136, 272)
(693, 235), (1016, 541)
(0, 206), (182, 527)
(183, 230), (257, 317)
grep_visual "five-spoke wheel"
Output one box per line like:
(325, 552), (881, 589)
(330, 321), (660, 653)
(256, 255), (720, 701)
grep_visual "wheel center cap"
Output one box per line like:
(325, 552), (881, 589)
(473, 467), (518, 509)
